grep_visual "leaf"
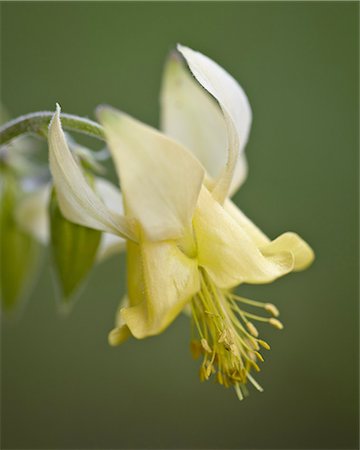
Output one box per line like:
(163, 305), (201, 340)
(0, 174), (40, 312)
(49, 187), (101, 304)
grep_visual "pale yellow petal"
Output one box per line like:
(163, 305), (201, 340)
(97, 106), (205, 241)
(120, 239), (200, 338)
(108, 326), (131, 346)
(193, 187), (294, 289)
(15, 184), (50, 244)
(177, 45), (252, 202)
(224, 198), (270, 247)
(48, 105), (136, 241)
(108, 296), (131, 346)
(261, 232), (314, 271)
(225, 198), (314, 270)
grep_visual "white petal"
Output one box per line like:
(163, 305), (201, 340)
(160, 53), (227, 180)
(94, 177), (126, 261)
(48, 105), (136, 242)
(15, 184), (50, 244)
(97, 106), (205, 241)
(94, 177), (124, 216)
(177, 45), (252, 201)
(229, 153), (248, 197)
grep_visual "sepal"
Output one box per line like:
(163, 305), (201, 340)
(49, 187), (101, 306)
(0, 174), (41, 312)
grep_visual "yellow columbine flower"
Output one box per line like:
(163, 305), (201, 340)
(48, 45), (314, 398)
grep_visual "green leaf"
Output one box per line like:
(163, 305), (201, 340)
(49, 188), (101, 304)
(0, 174), (40, 312)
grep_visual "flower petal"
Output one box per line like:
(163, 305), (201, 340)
(160, 53), (228, 181)
(225, 200), (314, 271)
(177, 45), (252, 201)
(48, 105), (136, 241)
(108, 296), (131, 346)
(94, 178), (126, 261)
(224, 198), (270, 248)
(193, 187), (295, 289)
(120, 239), (200, 339)
(261, 232), (315, 271)
(97, 106), (205, 241)
(15, 184), (50, 244)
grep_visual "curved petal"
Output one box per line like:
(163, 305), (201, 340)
(261, 232), (314, 271)
(94, 178), (126, 261)
(160, 53), (228, 181)
(48, 105), (136, 241)
(177, 45), (252, 202)
(193, 187), (295, 289)
(15, 184), (50, 244)
(97, 106), (205, 241)
(120, 239), (200, 339)
(108, 296), (131, 346)
(225, 200), (314, 271)
(224, 198), (270, 247)
(229, 153), (248, 197)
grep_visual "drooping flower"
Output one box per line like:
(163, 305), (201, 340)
(48, 45), (314, 398)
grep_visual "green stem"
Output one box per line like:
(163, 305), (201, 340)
(0, 111), (105, 146)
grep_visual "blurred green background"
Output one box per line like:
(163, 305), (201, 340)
(1, 2), (358, 449)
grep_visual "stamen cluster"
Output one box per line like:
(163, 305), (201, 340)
(190, 269), (283, 399)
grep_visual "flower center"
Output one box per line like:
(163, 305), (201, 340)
(190, 268), (283, 400)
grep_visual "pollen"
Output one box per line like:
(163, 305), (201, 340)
(269, 318), (284, 330)
(190, 269), (283, 399)
(265, 303), (280, 317)
(201, 338), (212, 353)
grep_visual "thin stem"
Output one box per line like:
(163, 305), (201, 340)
(0, 111), (105, 146)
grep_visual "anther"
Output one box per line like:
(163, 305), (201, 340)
(199, 366), (207, 382)
(230, 343), (238, 356)
(217, 372), (224, 385)
(218, 330), (226, 343)
(258, 339), (271, 350)
(205, 361), (214, 378)
(254, 351), (264, 362)
(246, 321), (259, 337)
(201, 338), (212, 353)
(265, 303), (280, 317)
(269, 318), (284, 330)
(223, 375), (230, 388)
